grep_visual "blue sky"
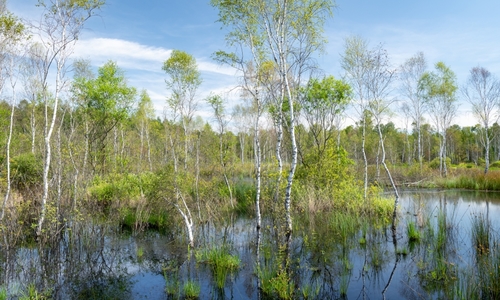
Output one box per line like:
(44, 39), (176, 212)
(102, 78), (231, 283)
(9, 0), (500, 127)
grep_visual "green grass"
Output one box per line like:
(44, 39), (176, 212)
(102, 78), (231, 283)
(195, 245), (240, 288)
(329, 211), (360, 247)
(0, 288), (6, 300)
(471, 213), (490, 255)
(407, 221), (421, 242)
(183, 280), (200, 299)
(19, 284), (51, 300)
(233, 181), (256, 215)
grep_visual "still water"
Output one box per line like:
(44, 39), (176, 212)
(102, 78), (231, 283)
(1, 189), (499, 299)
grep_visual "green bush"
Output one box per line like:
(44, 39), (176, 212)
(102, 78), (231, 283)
(11, 153), (43, 192)
(489, 161), (500, 168)
(233, 181), (255, 215)
(89, 172), (156, 207)
(428, 157), (452, 169)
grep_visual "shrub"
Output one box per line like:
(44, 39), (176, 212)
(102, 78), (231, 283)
(183, 280), (200, 299)
(428, 157), (452, 169)
(11, 153), (43, 198)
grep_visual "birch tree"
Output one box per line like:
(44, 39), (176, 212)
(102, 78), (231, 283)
(419, 62), (458, 177)
(212, 0), (335, 241)
(341, 36), (371, 201)
(462, 67), (500, 174)
(162, 50), (201, 247)
(400, 52), (427, 171)
(0, 8), (26, 220)
(207, 94), (234, 208)
(162, 50), (201, 171)
(135, 90), (155, 172)
(32, 0), (104, 237)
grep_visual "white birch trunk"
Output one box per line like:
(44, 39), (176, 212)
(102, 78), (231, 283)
(1, 88), (15, 220)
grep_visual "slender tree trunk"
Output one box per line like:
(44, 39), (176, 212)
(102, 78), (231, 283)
(274, 116), (283, 204)
(255, 101), (262, 231)
(182, 123), (189, 170)
(173, 184), (194, 247)
(283, 79), (297, 236)
(442, 133), (448, 177)
(376, 123), (400, 232)
(1, 93), (15, 220)
(56, 110), (65, 217)
(417, 123), (422, 172)
(139, 120), (144, 172)
(38, 60), (62, 237)
(362, 118), (368, 201)
(31, 103), (36, 155)
(485, 125), (490, 174)
(195, 132), (201, 221)
(146, 124), (153, 172)
(68, 112), (79, 211)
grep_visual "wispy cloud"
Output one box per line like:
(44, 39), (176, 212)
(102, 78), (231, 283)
(74, 38), (236, 76)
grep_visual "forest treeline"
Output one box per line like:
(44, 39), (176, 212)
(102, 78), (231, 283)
(1, 0), (500, 245)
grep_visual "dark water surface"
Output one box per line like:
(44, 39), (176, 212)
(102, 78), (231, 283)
(1, 189), (500, 299)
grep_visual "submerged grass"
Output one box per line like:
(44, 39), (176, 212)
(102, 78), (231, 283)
(195, 245), (240, 289)
(183, 280), (200, 299)
(418, 209), (458, 290)
(407, 221), (421, 242)
(471, 213), (490, 255)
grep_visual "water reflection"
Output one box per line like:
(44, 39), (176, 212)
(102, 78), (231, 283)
(1, 190), (500, 299)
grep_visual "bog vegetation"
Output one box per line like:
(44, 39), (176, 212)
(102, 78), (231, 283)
(1, 0), (500, 299)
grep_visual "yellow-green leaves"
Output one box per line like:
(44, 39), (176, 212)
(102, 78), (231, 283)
(163, 50), (201, 90)
(0, 12), (26, 43)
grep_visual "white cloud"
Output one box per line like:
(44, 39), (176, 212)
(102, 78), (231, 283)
(73, 38), (237, 76)
(74, 38), (171, 70)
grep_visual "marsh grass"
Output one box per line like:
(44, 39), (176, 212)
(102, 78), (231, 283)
(195, 245), (240, 289)
(329, 211), (359, 247)
(19, 284), (51, 300)
(163, 263), (180, 297)
(256, 263), (294, 300)
(441, 169), (500, 190)
(183, 280), (200, 299)
(471, 213), (490, 255)
(476, 240), (500, 299)
(300, 282), (320, 300)
(418, 210), (458, 290)
(407, 221), (421, 242)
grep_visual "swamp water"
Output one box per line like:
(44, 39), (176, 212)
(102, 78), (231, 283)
(1, 189), (500, 299)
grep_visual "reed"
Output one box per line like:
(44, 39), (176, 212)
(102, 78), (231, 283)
(407, 221), (421, 242)
(183, 280), (200, 299)
(196, 246), (240, 289)
(471, 213), (490, 255)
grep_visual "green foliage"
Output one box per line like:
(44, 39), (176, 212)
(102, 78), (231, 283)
(233, 181), (255, 215)
(73, 60), (136, 174)
(428, 157), (452, 169)
(257, 264), (294, 300)
(296, 143), (353, 190)
(88, 172), (155, 208)
(0, 11), (26, 42)
(11, 153), (43, 194)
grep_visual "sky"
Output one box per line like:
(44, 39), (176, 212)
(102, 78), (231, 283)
(8, 0), (500, 128)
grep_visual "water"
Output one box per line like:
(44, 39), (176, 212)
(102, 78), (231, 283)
(1, 189), (500, 299)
